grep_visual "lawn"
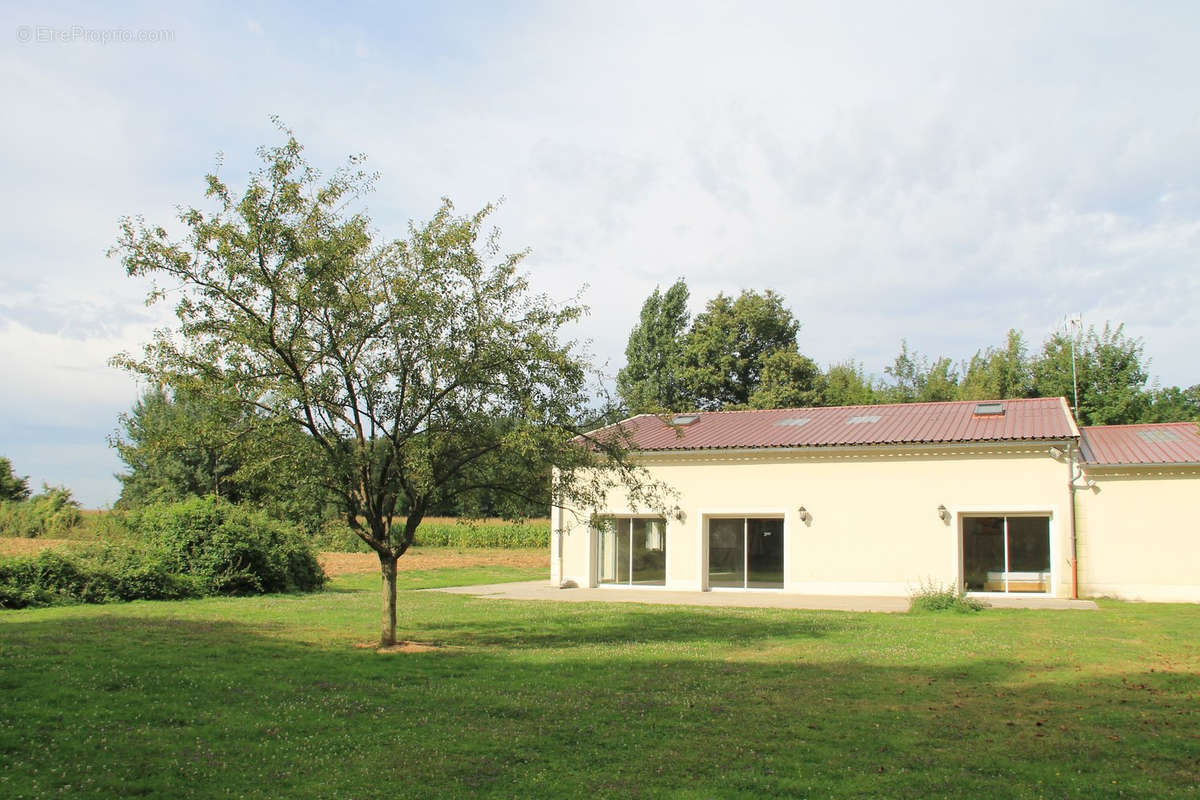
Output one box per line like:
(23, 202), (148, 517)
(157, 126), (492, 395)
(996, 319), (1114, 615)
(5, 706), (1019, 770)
(1, 559), (1197, 798)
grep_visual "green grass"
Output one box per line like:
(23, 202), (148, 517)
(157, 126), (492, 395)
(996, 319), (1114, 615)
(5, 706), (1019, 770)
(1, 567), (1198, 798)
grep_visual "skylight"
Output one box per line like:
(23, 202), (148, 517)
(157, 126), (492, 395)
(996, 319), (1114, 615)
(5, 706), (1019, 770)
(775, 418), (810, 427)
(1137, 429), (1181, 443)
(974, 403), (1005, 417)
(670, 414), (700, 426)
(847, 415), (882, 424)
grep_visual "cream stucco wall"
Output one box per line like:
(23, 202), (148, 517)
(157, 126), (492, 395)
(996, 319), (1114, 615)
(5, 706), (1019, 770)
(1075, 467), (1200, 603)
(554, 443), (1075, 597)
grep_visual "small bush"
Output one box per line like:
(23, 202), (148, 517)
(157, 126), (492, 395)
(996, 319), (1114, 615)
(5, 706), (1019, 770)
(0, 486), (84, 538)
(127, 496), (325, 594)
(909, 580), (985, 613)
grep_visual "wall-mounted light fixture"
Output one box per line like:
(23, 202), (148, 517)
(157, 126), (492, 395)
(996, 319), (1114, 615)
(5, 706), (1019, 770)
(937, 504), (950, 523)
(798, 506), (811, 524)
(1049, 446), (1064, 460)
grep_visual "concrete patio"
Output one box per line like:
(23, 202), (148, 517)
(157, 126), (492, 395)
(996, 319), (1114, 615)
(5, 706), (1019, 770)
(431, 580), (1098, 612)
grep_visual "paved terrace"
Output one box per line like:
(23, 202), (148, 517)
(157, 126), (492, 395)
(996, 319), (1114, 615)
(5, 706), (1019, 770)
(432, 580), (1098, 612)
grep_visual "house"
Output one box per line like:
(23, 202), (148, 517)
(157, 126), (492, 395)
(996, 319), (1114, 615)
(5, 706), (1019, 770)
(550, 397), (1200, 603)
(1076, 422), (1200, 602)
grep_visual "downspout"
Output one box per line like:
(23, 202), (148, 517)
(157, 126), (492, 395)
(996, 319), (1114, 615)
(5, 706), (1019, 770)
(555, 503), (566, 588)
(1067, 443), (1079, 600)
(551, 468), (565, 587)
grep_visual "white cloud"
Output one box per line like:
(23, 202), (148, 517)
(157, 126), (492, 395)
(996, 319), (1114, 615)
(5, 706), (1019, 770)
(3, 0), (1199, 503)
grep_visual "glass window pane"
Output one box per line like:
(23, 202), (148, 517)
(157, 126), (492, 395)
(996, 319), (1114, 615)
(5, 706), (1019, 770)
(963, 517), (1005, 592)
(708, 518), (745, 588)
(1006, 517), (1050, 593)
(746, 518), (784, 589)
(631, 518), (666, 586)
(597, 518), (619, 584)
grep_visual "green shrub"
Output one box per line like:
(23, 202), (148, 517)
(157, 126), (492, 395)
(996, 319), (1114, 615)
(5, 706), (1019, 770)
(909, 579), (985, 613)
(127, 496), (325, 594)
(0, 486), (84, 538)
(0, 547), (200, 609)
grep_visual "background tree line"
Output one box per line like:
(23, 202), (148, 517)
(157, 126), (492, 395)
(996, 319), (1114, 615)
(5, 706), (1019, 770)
(618, 279), (1199, 426)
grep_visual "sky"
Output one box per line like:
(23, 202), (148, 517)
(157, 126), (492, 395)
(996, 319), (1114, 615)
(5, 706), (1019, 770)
(2, 1), (1199, 507)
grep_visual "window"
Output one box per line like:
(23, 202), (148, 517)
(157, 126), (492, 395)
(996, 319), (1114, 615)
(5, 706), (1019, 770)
(962, 515), (1050, 593)
(707, 517), (784, 589)
(596, 517), (667, 586)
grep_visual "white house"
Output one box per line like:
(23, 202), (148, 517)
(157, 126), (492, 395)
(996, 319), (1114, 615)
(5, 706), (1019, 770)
(550, 398), (1200, 603)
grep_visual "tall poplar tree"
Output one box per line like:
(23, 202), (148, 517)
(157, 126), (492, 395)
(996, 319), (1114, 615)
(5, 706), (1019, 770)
(616, 279), (690, 414)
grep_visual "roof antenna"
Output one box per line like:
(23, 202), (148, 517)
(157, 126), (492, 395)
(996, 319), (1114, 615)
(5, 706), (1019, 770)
(1065, 313), (1082, 421)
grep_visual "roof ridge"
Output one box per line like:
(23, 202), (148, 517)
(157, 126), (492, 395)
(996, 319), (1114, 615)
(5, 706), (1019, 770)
(669, 396), (1058, 417)
(1082, 421), (1199, 431)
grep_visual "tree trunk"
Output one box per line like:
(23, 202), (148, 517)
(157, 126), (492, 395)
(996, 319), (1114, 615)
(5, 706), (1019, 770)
(379, 553), (398, 647)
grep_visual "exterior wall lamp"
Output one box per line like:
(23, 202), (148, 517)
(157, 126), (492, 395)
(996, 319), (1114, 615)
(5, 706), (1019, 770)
(937, 504), (950, 523)
(798, 506), (811, 524)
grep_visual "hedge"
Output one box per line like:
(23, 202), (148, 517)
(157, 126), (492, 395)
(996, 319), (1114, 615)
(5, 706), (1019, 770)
(1, 497), (325, 609)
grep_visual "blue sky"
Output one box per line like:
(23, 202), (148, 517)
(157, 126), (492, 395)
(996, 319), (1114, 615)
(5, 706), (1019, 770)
(3, 1), (1199, 506)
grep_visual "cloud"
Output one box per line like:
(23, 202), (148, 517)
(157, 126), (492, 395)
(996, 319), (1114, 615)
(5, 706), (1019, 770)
(3, 0), (1199, 504)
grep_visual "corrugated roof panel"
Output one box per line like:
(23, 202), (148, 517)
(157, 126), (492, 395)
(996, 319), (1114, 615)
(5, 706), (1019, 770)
(598, 397), (1077, 452)
(1080, 422), (1200, 465)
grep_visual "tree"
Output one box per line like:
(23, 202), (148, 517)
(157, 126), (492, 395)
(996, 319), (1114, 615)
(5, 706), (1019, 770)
(111, 386), (333, 529)
(881, 341), (959, 403)
(616, 279), (690, 414)
(959, 329), (1033, 401)
(1032, 322), (1149, 425)
(0, 457), (31, 502)
(1141, 384), (1200, 423)
(112, 127), (662, 646)
(820, 361), (878, 406)
(749, 350), (825, 409)
(678, 289), (802, 409)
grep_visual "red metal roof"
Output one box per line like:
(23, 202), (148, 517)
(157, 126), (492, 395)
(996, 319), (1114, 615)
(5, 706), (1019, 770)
(602, 397), (1078, 452)
(1080, 422), (1200, 465)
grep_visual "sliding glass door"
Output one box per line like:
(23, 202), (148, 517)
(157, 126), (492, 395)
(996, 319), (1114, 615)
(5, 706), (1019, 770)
(962, 515), (1050, 593)
(597, 517), (667, 586)
(708, 517), (784, 589)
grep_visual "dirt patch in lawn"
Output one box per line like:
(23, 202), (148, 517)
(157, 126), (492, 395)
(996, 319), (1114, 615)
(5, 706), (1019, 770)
(0, 538), (75, 557)
(318, 548), (548, 577)
(354, 640), (452, 654)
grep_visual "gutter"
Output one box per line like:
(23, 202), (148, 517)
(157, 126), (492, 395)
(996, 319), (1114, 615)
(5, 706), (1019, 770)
(634, 438), (1079, 460)
(1081, 461), (1200, 469)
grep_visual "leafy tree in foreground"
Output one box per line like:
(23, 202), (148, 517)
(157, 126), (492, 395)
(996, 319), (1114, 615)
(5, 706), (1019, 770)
(111, 128), (665, 645)
(0, 457), (31, 502)
(616, 279), (690, 414)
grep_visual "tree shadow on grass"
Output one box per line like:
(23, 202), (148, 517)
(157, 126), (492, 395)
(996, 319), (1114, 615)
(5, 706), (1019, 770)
(406, 600), (864, 649)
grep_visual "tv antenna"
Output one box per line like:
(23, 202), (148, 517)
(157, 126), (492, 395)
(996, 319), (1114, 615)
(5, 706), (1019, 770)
(1065, 313), (1082, 419)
